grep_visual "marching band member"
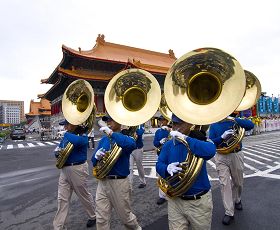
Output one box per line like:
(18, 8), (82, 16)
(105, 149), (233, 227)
(209, 112), (254, 225)
(156, 114), (216, 230)
(53, 119), (96, 229)
(153, 115), (171, 205)
(92, 115), (142, 230)
(129, 124), (147, 189)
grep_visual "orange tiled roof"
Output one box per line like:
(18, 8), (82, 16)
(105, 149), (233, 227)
(26, 99), (51, 116)
(62, 34), (177, 74)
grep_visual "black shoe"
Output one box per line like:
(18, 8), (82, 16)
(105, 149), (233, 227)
(235, 201), (243, 210)
(222, 215), (234, 225)
(86, 219), (96, 228)
(138, 183), (146, 188)
(156, 198), (166, 205)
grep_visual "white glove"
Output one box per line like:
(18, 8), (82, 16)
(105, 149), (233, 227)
(161, 126), (170, 131)
(167, 162), (182, 176)
(54, 146), (62, 158)
(170, 130), (187, 140)
(221, 129), (234, 139)
(95, 148), (106, 160)
(160, 137), (168, 145)
(100, 126), (113, 136)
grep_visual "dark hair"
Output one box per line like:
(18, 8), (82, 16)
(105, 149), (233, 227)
(189, 130), (207, 141)
(73, 125), (88, 135)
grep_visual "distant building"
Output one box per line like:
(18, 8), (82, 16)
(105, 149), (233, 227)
(0, 100), (24, 125)
(25, 98), (51, 129)
(39, 34), (176, 127)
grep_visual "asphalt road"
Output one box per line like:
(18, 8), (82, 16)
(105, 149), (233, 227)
(0, 131), (280, 230)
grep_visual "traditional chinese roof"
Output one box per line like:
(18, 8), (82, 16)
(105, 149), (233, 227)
(62, 34), (176, 73)
(26, 98), (51, 116)
(40, 34), (177, 100)
(42, 34), (176, 84)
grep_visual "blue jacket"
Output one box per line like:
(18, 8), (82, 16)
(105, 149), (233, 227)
(209, 118), (254, 149)
(92, 132), (136, 176)
(153, 128), (169, 148)
(58, 132), (88, 164)
(135, 124), (145, 149)
(156, 137), (216, 195)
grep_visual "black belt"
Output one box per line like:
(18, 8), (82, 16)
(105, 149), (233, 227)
(180, 190), (209, 200)
(63, 161), (86, 167)
(106, 175), (127, 179)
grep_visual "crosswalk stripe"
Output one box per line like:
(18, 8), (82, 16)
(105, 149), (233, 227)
(18, 144), (24, 148)
(37, 142), (46, 146)
(53, 141), (60, 144)
(207, 160), (216, 169)
(243, 147), (279, 158)
(244, 156), (266, 165)
(252, 145), (280, 156)
(244, 163), (259, 172)
(45, 142), (56, 145)
(243, 150), (272, 161)
(7, 145), (13, 149)
(27, 143), (35, 147)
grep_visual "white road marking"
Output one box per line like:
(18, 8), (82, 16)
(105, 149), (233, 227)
(37, 142), (45, 146)
(18, 144), (24, 148)
(242, 147), (279, 158)
(0, 176), (51, 188)
(244, 163), (259, 172)
(45, 142), (56, 145)
(207, 160), (216, 169)
(244, 156), (266, 165)
(243, 150), (272, 161)
(7, 145), (13, 149)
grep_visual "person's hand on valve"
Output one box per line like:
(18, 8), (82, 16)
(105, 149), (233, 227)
(170, 130), (187, 140)
(161, 126), (171, 131)
(54, 146), (62, 158)
(221, 129), (234, 139)
(100, 126), (113, 136)
(160, 137), (168, 145)
(95, 148), (106, 160)
(167, 162), (182, 176)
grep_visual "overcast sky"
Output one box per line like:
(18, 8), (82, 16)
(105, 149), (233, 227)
(1, 0), (280, 113)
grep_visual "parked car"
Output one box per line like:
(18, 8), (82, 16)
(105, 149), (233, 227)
(10, 128), (26, 140)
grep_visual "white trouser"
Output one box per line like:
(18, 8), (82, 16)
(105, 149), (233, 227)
(168, 191), (213, 230)
(95, 177), (142, 230)
(215, 151), (244, 216)
(53, 162), (96, 230)
(129, 148), (146, 186)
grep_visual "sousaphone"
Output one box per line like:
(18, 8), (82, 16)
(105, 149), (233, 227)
(93, 68), (161, 179)
(158, 47), (247, 197)
(217, 70), (262, 154)
(56, 79), (96, 169)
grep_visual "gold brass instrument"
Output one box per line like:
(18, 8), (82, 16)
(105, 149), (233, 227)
(216, 117), (245, 155)
(164, 47), (246, 125)
(158, 47), (247, 197)
(93, 68), (161, 179)
(155, 93), (172, 154)
(56, 79), (96, 169)
(56, 144), (74, 169)
(159, 93), (172, 122)
(217, 70), (261, 154)
(236, 70), (262, 111)
(157, 137), (204, 198)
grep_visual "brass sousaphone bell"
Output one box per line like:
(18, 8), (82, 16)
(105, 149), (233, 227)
(159, 93), (172, 122)
(56, 79), (96, 169)
(158, 48), (247, 197)
(93, 68), (161, 179)
(217, 70), (262, 154)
